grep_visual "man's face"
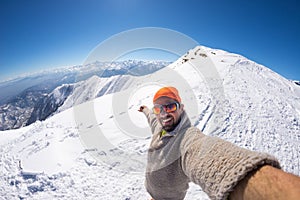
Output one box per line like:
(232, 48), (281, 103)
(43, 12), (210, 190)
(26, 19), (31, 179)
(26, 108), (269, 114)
(153, 96), (184, 132)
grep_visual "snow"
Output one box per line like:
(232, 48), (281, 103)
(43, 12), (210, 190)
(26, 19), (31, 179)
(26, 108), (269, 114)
(0, 45), (299, 199)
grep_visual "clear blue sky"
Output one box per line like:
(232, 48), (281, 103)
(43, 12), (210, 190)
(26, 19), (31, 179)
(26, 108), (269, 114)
(1, 0), (299, 81)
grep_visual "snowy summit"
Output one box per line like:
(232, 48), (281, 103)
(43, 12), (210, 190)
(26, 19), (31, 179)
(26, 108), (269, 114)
(0, 46), (299, 199)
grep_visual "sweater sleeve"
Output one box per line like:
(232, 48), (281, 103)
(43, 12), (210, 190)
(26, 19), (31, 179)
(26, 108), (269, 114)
(142, 107), (160, 134)
(180, 127), (281, 200)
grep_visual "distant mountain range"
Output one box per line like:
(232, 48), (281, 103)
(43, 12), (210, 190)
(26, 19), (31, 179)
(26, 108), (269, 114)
(0, 60), (170, 131)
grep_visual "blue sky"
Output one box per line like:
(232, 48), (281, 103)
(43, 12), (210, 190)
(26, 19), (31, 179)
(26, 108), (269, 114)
(1, 0), (299, 81)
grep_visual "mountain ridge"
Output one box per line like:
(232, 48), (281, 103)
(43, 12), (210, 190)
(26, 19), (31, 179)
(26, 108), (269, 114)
(0, 45), (299, 199)
(0, 60), (169, 131)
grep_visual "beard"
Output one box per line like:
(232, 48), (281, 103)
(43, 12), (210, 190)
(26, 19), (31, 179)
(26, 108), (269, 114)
(159, 114), (180, 132)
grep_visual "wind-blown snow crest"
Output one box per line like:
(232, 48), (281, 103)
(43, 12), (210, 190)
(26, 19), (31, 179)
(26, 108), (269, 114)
(0, 46), (299, 199)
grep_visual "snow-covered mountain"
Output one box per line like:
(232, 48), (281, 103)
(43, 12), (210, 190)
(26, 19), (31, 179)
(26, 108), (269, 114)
(0, 46), (299, 199)
(0, 60), (170, 131)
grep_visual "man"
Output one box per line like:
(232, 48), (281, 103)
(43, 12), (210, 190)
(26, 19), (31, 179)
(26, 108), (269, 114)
(138, 86), (300, 200)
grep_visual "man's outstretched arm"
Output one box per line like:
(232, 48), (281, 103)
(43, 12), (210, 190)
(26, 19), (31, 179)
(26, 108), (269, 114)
(180, 127), (281, 199)
(230, 165), (300, 200)
(138, 105), (160, 134)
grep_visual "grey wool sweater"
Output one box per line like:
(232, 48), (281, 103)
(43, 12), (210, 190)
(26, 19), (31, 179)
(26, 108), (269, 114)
(142, 108), (280, 200)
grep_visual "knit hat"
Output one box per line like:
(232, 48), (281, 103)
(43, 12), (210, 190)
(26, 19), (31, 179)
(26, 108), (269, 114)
(153, 86), (181, 103)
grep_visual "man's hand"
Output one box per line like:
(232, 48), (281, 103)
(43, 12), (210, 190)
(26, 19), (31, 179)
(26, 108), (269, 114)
(138, 105), (147, 112)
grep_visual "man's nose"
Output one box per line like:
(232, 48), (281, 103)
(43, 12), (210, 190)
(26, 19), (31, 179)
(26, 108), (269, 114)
(159, 110), (168, 117)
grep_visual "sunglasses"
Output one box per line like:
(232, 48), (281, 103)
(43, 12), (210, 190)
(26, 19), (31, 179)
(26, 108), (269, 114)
(152, 102), (180, 114)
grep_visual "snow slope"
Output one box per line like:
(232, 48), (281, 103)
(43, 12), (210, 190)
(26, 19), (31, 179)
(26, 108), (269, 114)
(0, 60), (169, 131)
(0, 46), (299, 199)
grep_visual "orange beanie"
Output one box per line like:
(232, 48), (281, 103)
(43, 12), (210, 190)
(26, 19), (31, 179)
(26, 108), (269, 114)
(153, 87), (181, 103)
